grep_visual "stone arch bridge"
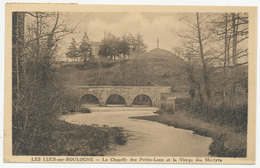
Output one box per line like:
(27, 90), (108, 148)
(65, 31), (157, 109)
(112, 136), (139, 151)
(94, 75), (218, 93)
(65, 86), (175, 108)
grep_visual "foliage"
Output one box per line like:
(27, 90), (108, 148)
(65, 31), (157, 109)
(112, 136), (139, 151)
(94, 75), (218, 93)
(14, 120), (127, 156)
(127, 33), (147, 54)
(79, 32), (93, 64)
(66, 38), (79, 61)
(12, 11), (73, 155)
(12, 12), (126, 156)
(177, 12), (248, 107)
(98, 33), (122, 59)
(98, 32), (147, 60)
(77, 108), (92, 113)
(175, 13), (248, 133)
(58, 48), (188, 91)
(209, 134), (246, 157)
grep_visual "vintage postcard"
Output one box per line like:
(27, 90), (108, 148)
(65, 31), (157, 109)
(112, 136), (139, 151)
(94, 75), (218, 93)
(4, 3), (257, 164)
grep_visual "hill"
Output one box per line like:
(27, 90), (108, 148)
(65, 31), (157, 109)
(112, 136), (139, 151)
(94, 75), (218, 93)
(58, 48), (190, 94)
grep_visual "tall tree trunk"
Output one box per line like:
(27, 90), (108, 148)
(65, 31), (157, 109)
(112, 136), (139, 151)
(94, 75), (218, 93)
(223, 13), (228, 100)
(232, 13), (238, 65)
(12, 12), (25, 119)
(231, 13), (239, 96)
(34, 12), (40, 80)
(227, 33), (231, 67)
(197, 83), (204, 111)
(12, 12), (25, 155)
(196, 12), (211, 100)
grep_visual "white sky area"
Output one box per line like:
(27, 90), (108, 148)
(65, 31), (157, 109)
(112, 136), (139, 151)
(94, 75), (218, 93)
(59, 12), (186, 58)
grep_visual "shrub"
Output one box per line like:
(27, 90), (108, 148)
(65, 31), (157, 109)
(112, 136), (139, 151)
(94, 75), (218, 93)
(190, 98), (248, 132)
(110, 127), (127, 145)
(209, 134), (246, 157)
(78, 108), (91, 113)
(14, 120), (127, 156)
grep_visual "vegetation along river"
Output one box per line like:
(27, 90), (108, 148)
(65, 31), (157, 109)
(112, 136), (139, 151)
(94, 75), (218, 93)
(61, 106), (212, 156)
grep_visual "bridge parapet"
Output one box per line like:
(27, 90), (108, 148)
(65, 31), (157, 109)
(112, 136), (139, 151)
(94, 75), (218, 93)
(66, 86), (173, 108)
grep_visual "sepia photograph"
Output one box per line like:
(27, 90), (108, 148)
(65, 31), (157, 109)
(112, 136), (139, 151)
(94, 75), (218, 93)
(3, 4), (257, 164)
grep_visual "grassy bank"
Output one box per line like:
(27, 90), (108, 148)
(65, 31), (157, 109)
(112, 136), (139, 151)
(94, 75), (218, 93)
(56, 48), (189, 92)
(14, 118), (127, 156)
(130, 111), (247, 157)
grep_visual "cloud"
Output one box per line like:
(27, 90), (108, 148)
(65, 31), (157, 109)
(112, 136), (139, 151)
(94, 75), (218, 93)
(83, 13), (182, 51)
(61, 12), (185, 57)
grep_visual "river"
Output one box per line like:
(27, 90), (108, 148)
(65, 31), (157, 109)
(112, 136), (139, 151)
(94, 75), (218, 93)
(61, 106), (212, 156)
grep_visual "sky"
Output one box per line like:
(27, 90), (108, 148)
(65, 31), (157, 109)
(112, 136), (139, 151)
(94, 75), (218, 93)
(59, 12), (186, 57)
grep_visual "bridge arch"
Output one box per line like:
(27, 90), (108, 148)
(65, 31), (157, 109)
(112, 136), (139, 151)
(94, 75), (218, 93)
(80, 94), (100, 106)
(132, 94), (153, 106)
(106, 94), (126, 106)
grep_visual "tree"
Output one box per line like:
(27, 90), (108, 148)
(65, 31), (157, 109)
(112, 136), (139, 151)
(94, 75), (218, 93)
(99, 33), (128, 60)
(79, 32), (93, 64)
(178, 13), (213, 106)
(12, 12), (25, 136)
(177, 12), (248, 112)
(127, 33), (147, 54)
(12, 12), (74, 155)
(209, 12), (248, 99)
(99, 33), (116, 59)
(98, 33), (146, 60)
(118, 35), (131, 58)
(66, 38), (79, 61)
(135, 33), (147, 54)
(98, 37), (112, 59)
(196, 12), (211, 100)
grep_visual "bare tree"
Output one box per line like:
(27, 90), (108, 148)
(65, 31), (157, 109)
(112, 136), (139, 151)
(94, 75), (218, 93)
(209, 12), (248, 99)
(196, 12), (211, 100)
(12, 12), (75, 155)
(178, 13), (213, 107)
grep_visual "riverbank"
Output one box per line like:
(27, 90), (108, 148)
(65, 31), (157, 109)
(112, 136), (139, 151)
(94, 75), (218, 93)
(56, 115), (127, 156)
(130, 111), (247, 157)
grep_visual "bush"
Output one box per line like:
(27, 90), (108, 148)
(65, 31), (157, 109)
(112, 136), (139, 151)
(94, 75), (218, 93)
(161, 105), (174, 114)
(209, 134), (227, 156)
(209, 134), (246, 157)
(175, 98), (191, 111)
(191, 98), (248, 132)
(110, 127), (127, 145)
(78, 108), (91, 113)
(61, 109), (70, 115)
(14, 120), (127, 156)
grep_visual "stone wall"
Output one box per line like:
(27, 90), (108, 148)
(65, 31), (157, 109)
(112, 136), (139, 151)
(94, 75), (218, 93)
(66, 86), (172, 108)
